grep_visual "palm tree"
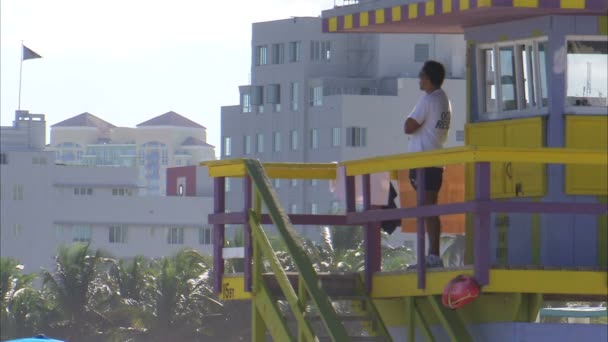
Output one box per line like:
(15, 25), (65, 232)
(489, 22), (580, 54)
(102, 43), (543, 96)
(144, 249), (222, 341)
(1, 257), (49, 340)
(40, 243), (115, 341)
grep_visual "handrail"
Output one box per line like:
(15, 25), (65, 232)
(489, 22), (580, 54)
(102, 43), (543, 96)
(244, 159), (350, 341)
(204, 158), (337, 179)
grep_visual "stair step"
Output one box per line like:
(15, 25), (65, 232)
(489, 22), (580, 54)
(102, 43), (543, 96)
(303, 313), (372, 322)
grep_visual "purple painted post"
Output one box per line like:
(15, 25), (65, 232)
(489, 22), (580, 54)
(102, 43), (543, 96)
(213, 177), (226, 293)
(345, 174), (356, 214)
(362, 174), (380, 293)
(416, 168), (426, 289)
(474, 162), (491, 286)
(244, 176), (252, 292)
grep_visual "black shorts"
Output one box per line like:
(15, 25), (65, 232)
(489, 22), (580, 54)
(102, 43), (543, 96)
(409, 167), (444, 192)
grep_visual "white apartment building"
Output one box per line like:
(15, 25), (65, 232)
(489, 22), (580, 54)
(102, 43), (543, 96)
(1, 111), (214, 274)
(50, 111), (216, 196)
(220, 17), (467, 245)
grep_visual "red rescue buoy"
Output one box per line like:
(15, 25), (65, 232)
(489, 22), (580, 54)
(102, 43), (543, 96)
(442, 275), (481, 309)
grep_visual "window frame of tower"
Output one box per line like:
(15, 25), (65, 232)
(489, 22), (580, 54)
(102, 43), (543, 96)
(309, 86), (323, 107)
(290, 82), (300, 111)
(0, 153), (7, 164)
(265, 84), (281, 112)
(199, 227), (212, 245)
(289, 41), (302, 62)
(73, 225), (92, 242)
(310, 128), (319, 149)
(223, 136), (232, 157)
(290, 130), (299, 150)
(256, 133), (264, 153)
(564, 36), (608, 114)
(225, 178), (231, 192)
(255, 45), (268, 66)
(167, 227), (184, 244)
(346, 127), (367, 147)
(332, 127), (341, 147)
(414, 43), (429, 63)
(477, 37), (550, 120)
(109, 225), (128, 244)
(273, 131), (281, 152)
(271, 43), (285, 64)
(241, 93), (252, 113)
(244, 135), (252, 155)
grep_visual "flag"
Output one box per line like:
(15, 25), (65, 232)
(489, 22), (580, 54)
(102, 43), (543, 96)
(22, 45), (42, 61)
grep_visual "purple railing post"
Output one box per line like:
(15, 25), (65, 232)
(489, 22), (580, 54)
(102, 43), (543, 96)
(416, 168), (426, 289)
(244, 175), (253, 292)
(362, 174), (381, 293)
(213, 177), (225, 293)
(474, 162), (491, 286)
(345, 172), (356, 214)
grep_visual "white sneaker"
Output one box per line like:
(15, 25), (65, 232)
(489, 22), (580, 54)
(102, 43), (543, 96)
(407, 255), (444, 270)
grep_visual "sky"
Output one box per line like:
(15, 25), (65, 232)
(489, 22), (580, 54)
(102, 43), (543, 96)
(1, 0), (336, 155)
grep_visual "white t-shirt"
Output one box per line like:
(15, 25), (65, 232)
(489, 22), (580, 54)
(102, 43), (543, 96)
(407, 88), (452, 153)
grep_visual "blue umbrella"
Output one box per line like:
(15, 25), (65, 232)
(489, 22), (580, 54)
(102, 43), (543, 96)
(4, 335), (64, 342)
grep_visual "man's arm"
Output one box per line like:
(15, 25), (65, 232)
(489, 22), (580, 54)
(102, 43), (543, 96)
(404, 117), (422, 134)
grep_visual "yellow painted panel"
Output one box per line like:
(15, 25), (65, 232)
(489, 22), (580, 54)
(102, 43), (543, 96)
(360, 11), (369, 27)
(514, 0), (539, 7)
(375, 9), (385, 24)
(219, 275), (251, 300)
(371, 269), (608, 297)
(560, 0), (585, 9)
(392, 6), (402, 21)
(408, 3), (418, 18)
(442, 0), (453, 13)
(329, 17), (337, 32)
(504, 117), (546, 198)
(345, 14), (353, 29)
(465, 121), (507, 199)
(566, 115), (608, 195)
(600, 16), (607, 35)
(425, 1), (435, 16)
(460, 0), (470, 10)
(477, 0), (492, 7)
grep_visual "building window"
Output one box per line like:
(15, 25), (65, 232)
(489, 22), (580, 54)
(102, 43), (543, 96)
(310, 86), (323, 107)
(255, 45), (268, 66)
(271, 43), (284, 64)
(244, 135), (252, 155)
(12, 184), (23, 200)
(109, 225), (128, 243)
(456, 130), (465, 142)
(290, 130), (298, 150)
(566, 39), (607, 109)
(273, 178), (280, 188)
(0, 153), (7, 164)
(112, 188), (132, 196)
(256, 133), (264, 153)
(346, 127), (367, 147)
(310, 203), (318, 215)
(74, 187), (93, 196)
(310, 179), (318, 186)
(223, 136), (232, 157)
(225, 178), (231, 192)
(330, 200), (341, 214)
(332, 127), (341, 147)
(167, 227), (184, 244)
(478, 38), (549, 116)
(291, 179), (298, 187)
(199, 227), (212, 245)
(265, 84), (281, 112)
(289, 41), (302, 62)
(311, 41), (331, 62)
(414, 44), (429, 62)
(32, 156), (47, 165)
(290, 82), (300, 111)
(273, 131), (281, 152)
(310, 128), (319, 149)
(290, 204), (297, 214)
(73, 225), (91, 242)
(242, 93), (252, 113)
(13, 224), (22, 236)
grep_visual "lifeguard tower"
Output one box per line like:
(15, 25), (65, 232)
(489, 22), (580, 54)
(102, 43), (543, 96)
(206, 1), (607, 340)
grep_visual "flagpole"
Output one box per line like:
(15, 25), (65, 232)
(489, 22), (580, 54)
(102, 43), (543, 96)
(18, 41), (23, 110)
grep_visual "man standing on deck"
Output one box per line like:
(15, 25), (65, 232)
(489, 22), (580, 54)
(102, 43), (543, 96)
(404, 60), (452, 268)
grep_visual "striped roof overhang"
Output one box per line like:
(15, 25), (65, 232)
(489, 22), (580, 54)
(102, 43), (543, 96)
(322, 0), (608, 34)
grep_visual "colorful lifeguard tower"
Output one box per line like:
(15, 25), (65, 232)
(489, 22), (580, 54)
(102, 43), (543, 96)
(206, 1), (607, 340)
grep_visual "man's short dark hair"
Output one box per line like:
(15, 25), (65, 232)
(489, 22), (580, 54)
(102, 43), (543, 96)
(421, 60), (446, 88)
